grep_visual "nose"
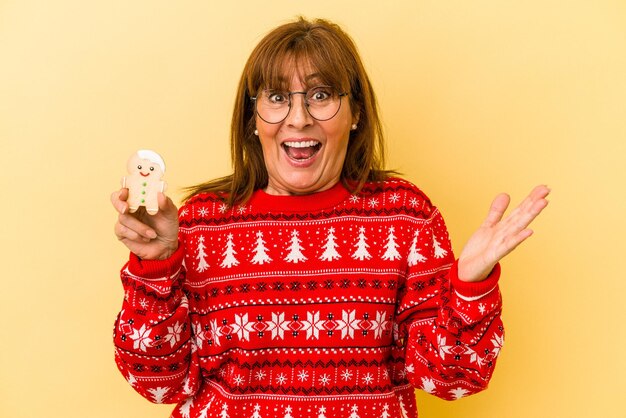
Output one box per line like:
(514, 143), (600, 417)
(285, 92), (313, 128)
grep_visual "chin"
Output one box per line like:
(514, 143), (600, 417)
(274, 173), (329, 195)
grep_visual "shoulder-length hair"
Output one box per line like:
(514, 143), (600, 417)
(184, 17), (393, 205)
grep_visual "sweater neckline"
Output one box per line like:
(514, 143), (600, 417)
(248, 181), (351, 213)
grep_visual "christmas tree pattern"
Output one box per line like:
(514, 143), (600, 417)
(282, 405), (294, 418)
(352, 227), (372, 260)
(197, 395), (215, 418)
(179, 397), (194, 418)
(220, 403), (230, 418)
(398, 394), (410, 418)
(380, 404), (391, 418)
(449, 387), (470, 399)
(421, 377), (436, 394)
(381, 226), (401, 261)
(320, 227), (341, 261)
(407, 229), (427, 266)
(317, 406), (327, 418)
(146, 386), (169, 404)
(195, 235), (209, 272)
(198, 405), (210, 418)
(348, 405), (361, 418)
(433, 235), (448, 259)
(284, 230), (307, 263)
(251, 231), (272, 265)
(250, 404), (263, 418)
(221, 233), (240, 268)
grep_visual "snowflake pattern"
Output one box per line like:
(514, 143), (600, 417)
(318, 374), (331, 386)
(276, 373), (287, 385)
(163, 321), (184, 348)
(194, 309), (393, 345)
(361, 373), (374, 385)
(130, 324), (152, 352)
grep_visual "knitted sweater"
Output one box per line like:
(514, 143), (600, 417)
(113, 178), (504, 418)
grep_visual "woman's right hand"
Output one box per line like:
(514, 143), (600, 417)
(111, 188), (180, 260)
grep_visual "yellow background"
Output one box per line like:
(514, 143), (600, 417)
(1, 1), (624, 417)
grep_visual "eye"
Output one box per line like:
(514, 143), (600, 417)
(308, 87), (332, 102)
(267, 91), (288, 104)
(137, 165), (142, 170)
(150, 166), (155, 171)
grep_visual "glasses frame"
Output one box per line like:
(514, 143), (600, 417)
(250, 86), (348, 124)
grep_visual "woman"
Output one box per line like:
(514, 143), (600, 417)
(111, 17), (549, 418)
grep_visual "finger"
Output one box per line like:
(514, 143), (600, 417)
(498, 184), (550, 228)
(158, 192), (170, 212)
(118, 213), (158, 239)
(111, 189), (129, 214)
(515, 198), (550, 232)
(500, 228), (535, 257)
(158, 192), (179, 214)
(507, 190), (550, 232)
(518, 185), (551, 213)
(114, 222), (151, 243)
(482, 193), (510, 227)
(529, 184), (551, 200)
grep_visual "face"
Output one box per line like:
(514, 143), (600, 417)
(128, 154), (164, 179)
(255, 67), (358, 196)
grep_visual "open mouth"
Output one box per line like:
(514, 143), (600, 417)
(281, 140), (322, 161)
(140, 172), (150, 177)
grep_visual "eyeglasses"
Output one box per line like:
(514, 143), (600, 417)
(251, 86), (348, 124)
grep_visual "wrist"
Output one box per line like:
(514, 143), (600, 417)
(451, 260), (501, 300)
(128, 241), (184, 278)
(158, 241), (179, 260)
(457, 257), (495, 282)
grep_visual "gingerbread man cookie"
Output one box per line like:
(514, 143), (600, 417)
(122, 150), (167, 215)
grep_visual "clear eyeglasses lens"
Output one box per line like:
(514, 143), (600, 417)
(253, 86), (344, 124)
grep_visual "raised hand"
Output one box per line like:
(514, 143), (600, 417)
(111, 188), (180, 260)
(457, 185), (550, 282)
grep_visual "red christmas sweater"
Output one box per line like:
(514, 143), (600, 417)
(113, 178), (504, 418)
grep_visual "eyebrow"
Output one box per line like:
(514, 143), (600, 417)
(304, 73), (322, 82)
(272, 72), (323, 85)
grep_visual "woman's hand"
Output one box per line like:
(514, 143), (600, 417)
(457, 185), (550, 282)
(111, 188), (180, 260)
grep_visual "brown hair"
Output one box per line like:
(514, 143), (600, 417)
(184, 17), (393, 205)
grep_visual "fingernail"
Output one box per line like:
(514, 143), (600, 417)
(147, 230), (157, 239)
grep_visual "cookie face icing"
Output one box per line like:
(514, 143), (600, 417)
(123, 150), (166, 215)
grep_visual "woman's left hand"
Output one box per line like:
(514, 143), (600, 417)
(457, 185), (551, 282)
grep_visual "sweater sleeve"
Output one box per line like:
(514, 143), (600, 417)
(112, 243), (202, 404)
(395, 208), (504, 400)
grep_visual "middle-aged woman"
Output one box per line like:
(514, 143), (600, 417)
(111, 17), (549, 418)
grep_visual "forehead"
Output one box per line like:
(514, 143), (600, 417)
(264, 58), (338, 90)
